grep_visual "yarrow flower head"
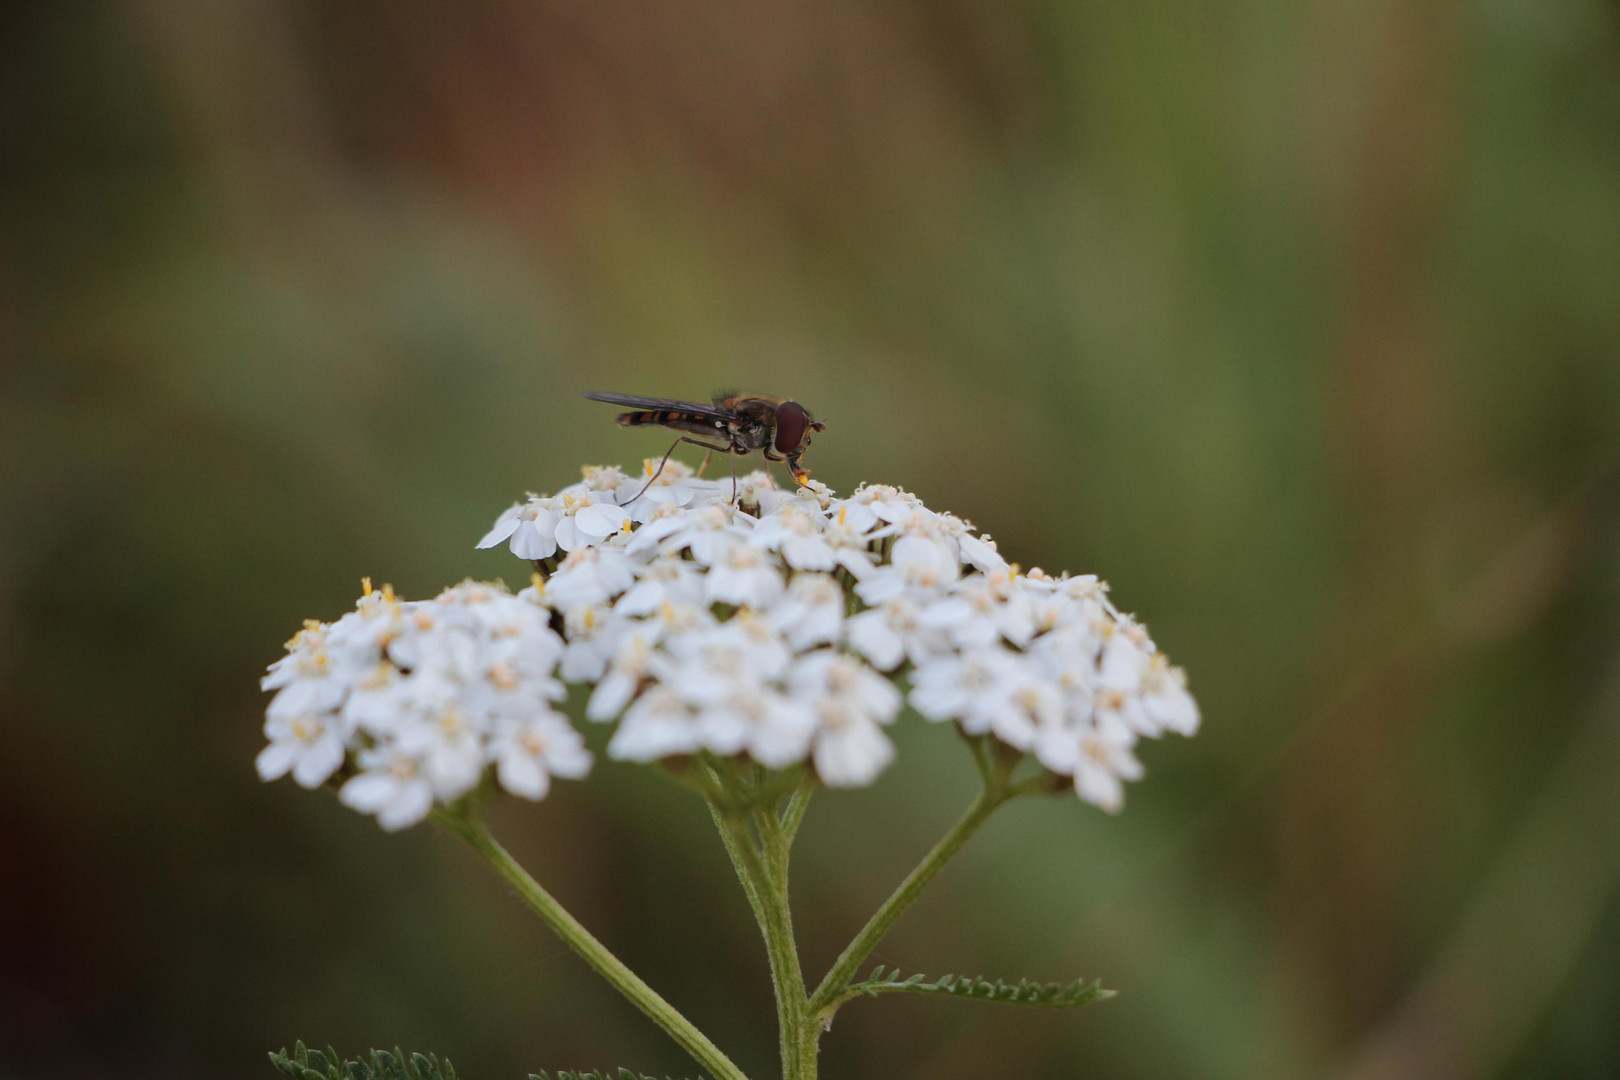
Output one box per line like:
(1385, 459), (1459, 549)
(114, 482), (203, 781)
(257, 578), (589, 830)
(261, 460), (1200, 828)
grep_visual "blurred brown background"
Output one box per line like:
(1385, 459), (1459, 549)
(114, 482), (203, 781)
(4, 1), (1620, 1077)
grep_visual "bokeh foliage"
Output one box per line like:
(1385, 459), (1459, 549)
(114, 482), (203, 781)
(3, 1), (1619, 1078)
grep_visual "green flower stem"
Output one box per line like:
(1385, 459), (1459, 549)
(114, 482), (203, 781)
(753, 804), (790, 887)
(716, 807), (814, 1080)
(751, 804), (822, 1077)
(708, 800), (769, 935)
(779, 778), (815, 847)
(806, 767), (1016, 1024)
(438, 807), (751, 1080)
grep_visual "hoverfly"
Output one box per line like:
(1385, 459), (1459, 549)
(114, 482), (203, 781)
(583, 390), (826, 501)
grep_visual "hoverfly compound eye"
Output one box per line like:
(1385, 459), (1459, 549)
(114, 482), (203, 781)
(774, 401), (811, 454)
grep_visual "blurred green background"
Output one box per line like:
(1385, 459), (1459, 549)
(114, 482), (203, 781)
(4, 1), (1620, 1077)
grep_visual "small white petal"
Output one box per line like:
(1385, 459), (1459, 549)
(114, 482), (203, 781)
(255, 741), (299, 782)
(291, 734), (345, 789)
(577, 501), (633, 540)
(340, 772), (397, 813)
(545, 738), (594, 779)
(497, 752), (551, 800)
(477, 507), (523, 549)
(846, 612), (905, 671)
(814, 717), (894, 787)
(587, 671), (638, 721)
(510, 519), (559, 560)
(379, 781), (436, 830)
(959, 533), (1008, 573)
(1075, 766), (1124, 813)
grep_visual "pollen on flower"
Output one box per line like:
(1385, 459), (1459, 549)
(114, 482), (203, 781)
(285, 620), (320, 650)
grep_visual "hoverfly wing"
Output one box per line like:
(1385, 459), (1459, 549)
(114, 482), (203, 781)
(584, 390), (741, 438)
(582, 391), (734, 419)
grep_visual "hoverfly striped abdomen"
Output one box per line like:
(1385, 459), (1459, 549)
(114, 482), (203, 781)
(616, 409), (726, 430)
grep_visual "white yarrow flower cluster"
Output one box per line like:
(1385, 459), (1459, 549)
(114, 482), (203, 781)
(257, 580), (590, 830)
(261, 459), (1200, 825)
(528, 464), (1195, 807)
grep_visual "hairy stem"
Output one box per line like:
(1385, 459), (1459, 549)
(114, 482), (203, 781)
(779, 777), (815, 847)
(708, 800), (770, 935)
(438, 807), (750, 1080)
(715, 806), (814, 1080)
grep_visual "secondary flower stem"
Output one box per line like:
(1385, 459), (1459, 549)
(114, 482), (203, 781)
(779, 778), (816, 847)
(708, 800), (770, 935)
(806, 774), (1013, 1023)
(440, 808), (751, 1080)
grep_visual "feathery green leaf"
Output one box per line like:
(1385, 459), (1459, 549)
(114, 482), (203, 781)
(828, 967), (1115, 1012)
(272, 1041), (700, 1080)
(527, 1071), (700, 1080)
(267, 1044), (458, 1080)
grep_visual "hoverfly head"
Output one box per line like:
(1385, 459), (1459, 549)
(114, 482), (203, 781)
(773, 400), (816, 454)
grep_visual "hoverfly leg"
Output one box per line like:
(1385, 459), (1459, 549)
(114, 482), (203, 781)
(628, 436), (734, 505)
(730, 455), (738, 504)
(696, 448), (714, 477)
(626, 437), (685, 505)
